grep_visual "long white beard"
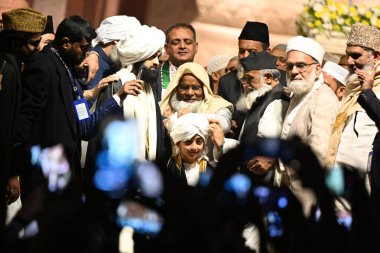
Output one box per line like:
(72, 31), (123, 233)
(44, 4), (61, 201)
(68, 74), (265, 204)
(287, 69), (317, 95)
(170, 93), (202, 113)
(236, 84), (273, 113)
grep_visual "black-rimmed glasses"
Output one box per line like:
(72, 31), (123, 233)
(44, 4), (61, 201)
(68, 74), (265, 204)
(286, 62), (317, 73)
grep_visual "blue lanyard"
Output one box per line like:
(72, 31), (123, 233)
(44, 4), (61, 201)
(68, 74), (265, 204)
(50, 47), (83, 100)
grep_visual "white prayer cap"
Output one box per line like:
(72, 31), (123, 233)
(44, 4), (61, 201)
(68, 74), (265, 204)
(170, 113), (209, 144)
(206, 54), (233, 75)
(286, 36), (325, 64)
(92, 15), (141, 46)
(117, 25), (165, 67)
(322, 61), (349, 86)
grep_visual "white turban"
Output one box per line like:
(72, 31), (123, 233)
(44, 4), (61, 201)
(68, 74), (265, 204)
(170, 113), (209, 144)
(117, 25), (165, 67)
(206, 54), (232, 75)
(322, 61), (349, 86)
(92, 15), (141, 46)
(286, 36), (325, 64)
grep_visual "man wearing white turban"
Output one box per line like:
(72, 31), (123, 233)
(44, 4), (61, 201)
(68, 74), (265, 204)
(116, 24), (170, 163)
(84, 15), (141, 107)
(85, 24), (171, 174)
(167, 113), (224, 186)
(275, 36), (339, 216)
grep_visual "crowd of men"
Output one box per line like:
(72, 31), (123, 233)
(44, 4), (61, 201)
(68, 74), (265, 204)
(0, 6), (380, 253)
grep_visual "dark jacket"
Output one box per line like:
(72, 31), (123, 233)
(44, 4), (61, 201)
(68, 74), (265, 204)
(13, 47), (122, 177)
(0, 52), (22, 175)
(85, 45), (118, 108)
(217, 70), (242, 106)
(357, 88), (380, 191)
(167, 157), (213, 186)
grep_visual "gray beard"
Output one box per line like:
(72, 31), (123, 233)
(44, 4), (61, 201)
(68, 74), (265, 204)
(236, 84), (273, 113)
(347, 73), (358, 86)
(347, 61), (374, 87)
(287, 69), (317, 95)
(170, 93), (202, 113)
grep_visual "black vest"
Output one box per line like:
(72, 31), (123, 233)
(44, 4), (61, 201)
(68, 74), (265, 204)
(240, 85), (289, 142)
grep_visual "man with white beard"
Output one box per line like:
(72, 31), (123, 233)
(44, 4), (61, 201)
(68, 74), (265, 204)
(275, 36), (339, 216)
(235, 51), (289, 176)
(160, 62), (233, 135)
(326, 23), (380, 187)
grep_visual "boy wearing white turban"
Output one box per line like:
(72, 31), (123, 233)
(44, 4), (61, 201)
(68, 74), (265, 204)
(168, 113), (224, 186)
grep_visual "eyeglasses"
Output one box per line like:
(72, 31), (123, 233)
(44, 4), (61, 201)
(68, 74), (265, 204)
(286, 62), (317, 73)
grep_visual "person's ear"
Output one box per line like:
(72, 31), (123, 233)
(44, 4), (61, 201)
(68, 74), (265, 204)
(61, 37), (71, 50)
(194, 41), (199, 54)
(337, 85), (346, 99)
(315, 63), (322, 77)
(264, 73), (273, 84)
(373, 50), (380, 63)
(211, 72), (219, 82)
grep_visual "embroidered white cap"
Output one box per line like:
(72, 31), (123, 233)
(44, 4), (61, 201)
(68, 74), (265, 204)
(322, 61), (349, 86)
(286, 36), (325, 64)
(207, 54), (233, 75)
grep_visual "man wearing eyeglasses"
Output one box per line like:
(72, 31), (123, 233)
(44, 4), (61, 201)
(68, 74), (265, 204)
(275, 36), (339, 216)
(0, 8), (46, 210)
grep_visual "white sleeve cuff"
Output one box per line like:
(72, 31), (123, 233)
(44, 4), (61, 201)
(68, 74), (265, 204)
(112, 94), (122, 106)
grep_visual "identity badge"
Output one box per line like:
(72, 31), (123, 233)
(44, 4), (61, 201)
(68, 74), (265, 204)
(73, 98), (90, 121)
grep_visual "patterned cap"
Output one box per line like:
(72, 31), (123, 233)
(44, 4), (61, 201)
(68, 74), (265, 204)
(2, 8), (46, 33)
(207, 54), (232, 75)
(347, 23), (380, 51)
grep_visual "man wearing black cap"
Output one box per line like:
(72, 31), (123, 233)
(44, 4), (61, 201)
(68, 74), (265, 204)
(236, 51), (289, 175)
(237, 51), (288, 141)
(218, 21), (270, 105)
(217, 21), (271, 138)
